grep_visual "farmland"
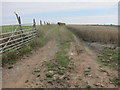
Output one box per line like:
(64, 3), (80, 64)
(1, 25), (33, 33)
(2, 24), (119, 88)
(67, 25), (118, 44)
(67, 25), (119, 71)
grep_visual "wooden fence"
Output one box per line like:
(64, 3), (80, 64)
(0, 20), (37, 53)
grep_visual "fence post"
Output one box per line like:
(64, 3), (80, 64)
(14, 12), (24, 43)
(40, 20), (42, 25)
(33, 19), (37, 37)
(33, 19), (36, 30)
(14, 12), (23, 31)
(44, 21), (46, 25)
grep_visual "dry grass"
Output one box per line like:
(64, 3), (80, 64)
(67, 25), (118, 44)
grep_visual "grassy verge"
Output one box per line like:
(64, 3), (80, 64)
(110, 77), (120, 86)
(2, 25), (56, 67)
(98, 49), (119, 71)
(44, 26), (74, 79)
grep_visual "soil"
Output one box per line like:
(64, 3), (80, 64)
(2, 34), (118, 88)
(67, 35), (118, 88)
(3, 40), (58, 88)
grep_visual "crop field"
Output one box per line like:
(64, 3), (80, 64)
(67, 25), (119, 69)
(67, 25), (118, 44)
(1, 25), (33, 33)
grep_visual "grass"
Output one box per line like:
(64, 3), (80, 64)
(56, 50), (70, 68)
(1, 25), (33, 33)
(46, 73), (54, 78)
(98, 49), (119, 71)
(8, 66), (13, 69)
(67, 25), (118, 44)
(43, 26), (74, 79)
(57, 70), (64, 75)
(99, 69), (107, 72)
(78, 78), (82, 81)
(45, 41), (71, 75)
(110, 78), (120, 86)
(34, 70), (41, 72)
(86, 85), (92, 88)
(63, 75), (70, 80)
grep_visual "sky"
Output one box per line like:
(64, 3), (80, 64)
(1, 0), (119, 25)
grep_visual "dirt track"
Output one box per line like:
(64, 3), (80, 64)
(2, 27), (118, 88)
(3, 40), (58, 88)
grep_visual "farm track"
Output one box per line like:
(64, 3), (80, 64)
(3, 40), (58, 88)
(2, 26), (118, 88)
(67, 35), (118, 88)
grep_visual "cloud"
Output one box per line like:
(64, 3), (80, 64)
(2, 2), (117, 17)
(2, 2), (118, 25)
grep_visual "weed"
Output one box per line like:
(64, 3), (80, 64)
(79, 78), (82, 81)
(48, 68), (56, 71)
(96, 76), (99, 78)
(25, 80), (29, 83)
(34, 70), (41, 72)
(57, 70), (64, 75)
(86, 85), (92, 88)
(63, 76), (70, 80)
(37, 74), (40, 77)
(84, 69), (91, 73)
(93, 84), (98, 86)
(46, 73), (54, 78)
(8, 66), (13, 69)
(98, 49), (119, 70)
(88, 67), (91, 69)
(45, 62), (57, 68)
(99, 69), (107, 72)
(110, 78), (120, 86)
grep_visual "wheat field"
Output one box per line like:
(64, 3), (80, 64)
(67, 25), (118, 44)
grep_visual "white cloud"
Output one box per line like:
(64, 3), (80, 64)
(2, 2), (118, 25)
(2, 2), (117, 18)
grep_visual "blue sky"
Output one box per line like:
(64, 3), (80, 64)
(1, 1), (118, 25)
